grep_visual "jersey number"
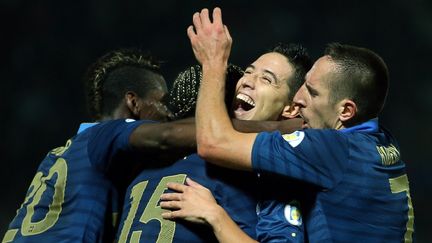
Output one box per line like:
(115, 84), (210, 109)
(389, 174), (414, 243)
(118, 174), (187, 243)
(2, 158), (68, 242)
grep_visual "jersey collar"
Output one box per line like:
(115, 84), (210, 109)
(77, 122), (98, 134)
(340, 118), (378, 133)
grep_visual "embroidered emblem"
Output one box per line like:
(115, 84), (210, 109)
(282, 131), (305, 148)
(284, 204), (302, 226)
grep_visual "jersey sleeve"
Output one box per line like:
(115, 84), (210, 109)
(86, 119), (155, 171)
(251, 129), (350, 189)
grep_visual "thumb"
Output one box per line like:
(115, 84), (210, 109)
(224, 25), (232, 43)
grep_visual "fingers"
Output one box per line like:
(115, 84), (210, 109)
(160, 192), (182, 201)
(161, 210), (183, 220)
(188, 7), (230, 65)
(196, 8), (223, 28)
(160, 200), (181, 210)
(161, 211), (173, 219)
(185, 177), (201, 187)
(224, 25), (232, 42)
(187, 25), (196, 41)
(212, 7), (223, 26)
(166, 182), (187, 192)
(200, 8), (211, 26)
(192, 12), (202, 33)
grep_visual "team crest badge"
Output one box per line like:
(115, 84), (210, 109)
(284, 203), (302, 226)
(282, 131), (305, 148)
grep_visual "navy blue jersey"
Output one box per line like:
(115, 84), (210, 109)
(252, 119), (415, 242)
(117, 153), (258, 243)
(256, 172), (313, 243)
(2, 119), (149, 243)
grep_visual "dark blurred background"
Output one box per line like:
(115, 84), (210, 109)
(1, 0), (430, 241)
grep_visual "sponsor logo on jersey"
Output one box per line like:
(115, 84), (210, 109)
(282, 131), (305, 148)
(284, 203), (302, 226)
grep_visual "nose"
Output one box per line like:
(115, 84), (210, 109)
(293, 84), (306, 108)
(239, 75), (256, 89)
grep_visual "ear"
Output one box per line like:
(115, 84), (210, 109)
(125, 91), (141, 117)
(280, 103), (300, 119)
(338, 99), (357, 122)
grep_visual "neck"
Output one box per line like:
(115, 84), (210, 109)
(98, 115), (114, 122)
(334, 120), (345, 130)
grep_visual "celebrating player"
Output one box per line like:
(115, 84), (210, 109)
(161, 7), (415, 243)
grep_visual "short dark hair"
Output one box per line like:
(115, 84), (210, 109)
(84, 48), (163, 120)
(324, 43), (389, 123)
(270, 43), (312, 101)
(168, 64), (243, 120)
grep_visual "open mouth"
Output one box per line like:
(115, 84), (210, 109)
(234, 93), (256, 112)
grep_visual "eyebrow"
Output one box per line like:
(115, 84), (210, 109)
(305, 82), (318, 94)
(246, 64), (278, 83)
(245, 64), (256, 70)
(263, 70), (278, 83)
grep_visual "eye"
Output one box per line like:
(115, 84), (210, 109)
(307, 88), (318, 97)
(244, 69), (253, 75)
(262, 75), (274, 84)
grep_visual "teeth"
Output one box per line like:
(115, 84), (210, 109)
(236, 93), (255, 107)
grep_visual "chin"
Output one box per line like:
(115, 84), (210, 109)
(235, 113), (254, 121)
(233, 110), (252, 121)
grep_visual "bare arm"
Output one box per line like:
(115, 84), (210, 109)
(129, 117), (301, 156)
(160, 178), (258, 243)
(233, 117), (302, 134)
(190, 8), (256, 171)
(129, 117), (197, 155)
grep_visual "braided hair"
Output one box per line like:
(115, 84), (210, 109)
(168, 64), (243, 120)
(84, 48), (162, 120)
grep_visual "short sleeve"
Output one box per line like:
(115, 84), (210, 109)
(251, 129), (350, 189)
(86, 119), (155, 171)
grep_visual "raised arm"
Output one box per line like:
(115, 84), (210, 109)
(190, 8), (257, 171)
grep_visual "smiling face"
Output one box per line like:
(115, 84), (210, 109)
(232, 52), (294, 121)
(293, 56), (341, 129)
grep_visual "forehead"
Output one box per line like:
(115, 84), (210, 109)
(305, 56), (335, 86)
(250, 52), (294, 79)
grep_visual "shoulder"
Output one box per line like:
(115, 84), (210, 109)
(257, 129), (348, 147)
(88, 119), (155, 136)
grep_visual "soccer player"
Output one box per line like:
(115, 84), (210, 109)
(119, 44), (311, 243)
(116, 64), (259, 243)
(162, 8), (415, 242)
(2, 45), (306, 242)
(1, 48), (196, 243)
